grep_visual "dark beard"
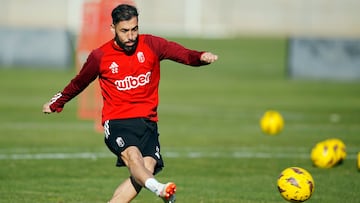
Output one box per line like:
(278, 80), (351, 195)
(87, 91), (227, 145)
(115, 34), (138, 55)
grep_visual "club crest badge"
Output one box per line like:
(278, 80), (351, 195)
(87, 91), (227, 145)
(137, 52), (145, 63)
(116, 137), (125, 147)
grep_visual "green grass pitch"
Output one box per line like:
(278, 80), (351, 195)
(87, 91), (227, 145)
(0, 37), (359, 203)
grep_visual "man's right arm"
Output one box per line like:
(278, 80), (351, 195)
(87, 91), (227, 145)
(43, 50), (102, 113)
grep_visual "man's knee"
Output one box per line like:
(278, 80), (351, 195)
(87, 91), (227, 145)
(121, 146), (142, 166)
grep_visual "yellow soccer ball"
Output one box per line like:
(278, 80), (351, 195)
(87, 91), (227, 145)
(310, 141), (337, 168)
(277, 167), (315, 202)
(324, 138), (346, 163)
(260, 110), (284, 135)
(357, 152), (360, 171)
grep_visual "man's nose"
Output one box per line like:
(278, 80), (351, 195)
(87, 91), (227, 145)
(127, 31), (135, 41)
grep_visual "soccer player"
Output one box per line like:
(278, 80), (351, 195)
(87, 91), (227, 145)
(42, 4), (218, 203)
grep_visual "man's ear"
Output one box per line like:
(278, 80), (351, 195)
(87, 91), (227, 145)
(110, 24), (115, 35)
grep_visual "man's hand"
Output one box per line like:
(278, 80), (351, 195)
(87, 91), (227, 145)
(200, 52), (218, 63)
(43, 92), (62, 114)
(42, 102), (53, 114)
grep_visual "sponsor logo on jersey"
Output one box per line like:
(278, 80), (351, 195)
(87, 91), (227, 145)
(114, 71), (151, 91)
(109, 62), (119, 74)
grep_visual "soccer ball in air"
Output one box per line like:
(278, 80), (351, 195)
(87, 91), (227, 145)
(260, 110), (284, 135)
(277, 167), (315, 202)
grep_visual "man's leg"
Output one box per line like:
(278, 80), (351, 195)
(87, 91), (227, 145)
(123, 147), (176, 202)
(108, 177), (141, 203)
(121, 146), (156, 186)
(108, 147), (154, 203)
(108, 146), (176, 202)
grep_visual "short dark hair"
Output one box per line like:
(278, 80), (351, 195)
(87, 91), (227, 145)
(111, 4), (139, 25)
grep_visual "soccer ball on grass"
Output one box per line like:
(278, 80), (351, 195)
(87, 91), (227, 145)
(324, 138), (346, 163)
(277, 167), (315, 202)
(310, 138), (346, 168)
(310, 141), (337, 168)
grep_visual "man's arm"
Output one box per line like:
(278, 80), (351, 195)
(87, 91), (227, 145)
(42, 50), (101, 114)
(145, 35), (218, 66)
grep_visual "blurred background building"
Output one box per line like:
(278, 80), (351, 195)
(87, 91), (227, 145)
(1, 0), (360, 79)
(1, 0), (359, 38)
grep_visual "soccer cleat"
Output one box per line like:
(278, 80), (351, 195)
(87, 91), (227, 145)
(160, 182), (176, 203)
(162, 194), (176, 203)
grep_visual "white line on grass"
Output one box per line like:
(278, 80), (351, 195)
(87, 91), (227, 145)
(0, 151), (356, 160)
(0, 152), (111, 160)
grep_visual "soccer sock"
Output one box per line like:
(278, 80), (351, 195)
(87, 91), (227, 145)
(145, 178), (164, 196)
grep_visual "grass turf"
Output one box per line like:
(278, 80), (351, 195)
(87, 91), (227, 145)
(0, 37), (359, 203)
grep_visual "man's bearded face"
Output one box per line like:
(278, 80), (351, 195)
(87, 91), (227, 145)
(115, 33), (138, 54)
(113, 16), (139, 54)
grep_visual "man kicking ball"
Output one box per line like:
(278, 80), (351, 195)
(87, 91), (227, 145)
(43, 4), (218, 203)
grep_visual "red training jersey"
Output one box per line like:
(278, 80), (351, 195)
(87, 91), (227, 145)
(49, 34), (208, 124)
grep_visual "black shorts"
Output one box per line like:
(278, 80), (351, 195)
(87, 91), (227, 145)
(103, 118), (164, 174)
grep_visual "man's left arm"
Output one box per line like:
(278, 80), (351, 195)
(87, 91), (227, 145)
(147, 35), (218, 66)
